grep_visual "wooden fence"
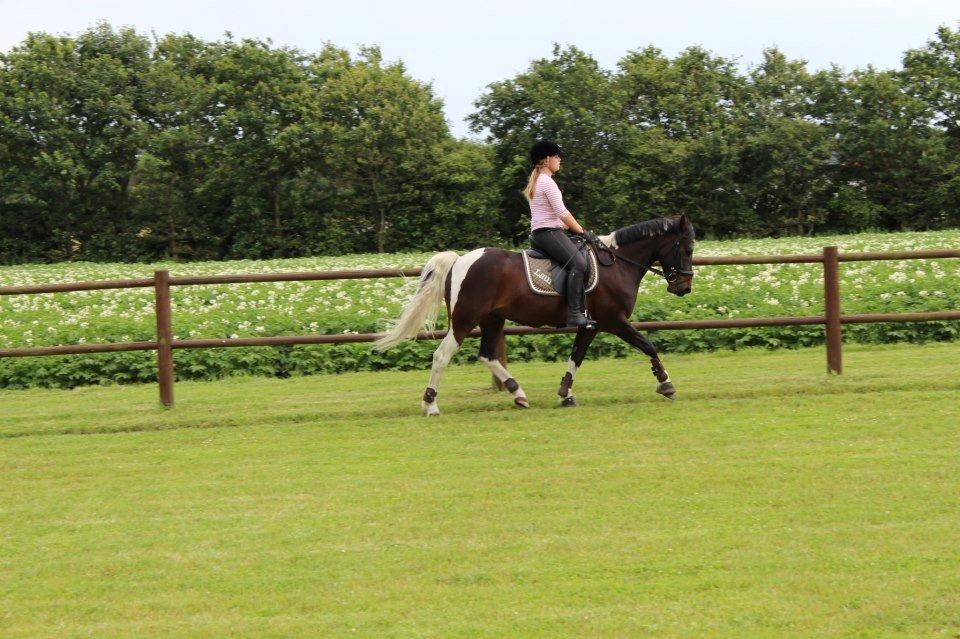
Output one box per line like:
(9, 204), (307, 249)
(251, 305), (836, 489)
(1, 246), (958, 407)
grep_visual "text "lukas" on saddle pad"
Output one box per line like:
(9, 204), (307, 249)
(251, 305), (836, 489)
(521, 243), (600, 296)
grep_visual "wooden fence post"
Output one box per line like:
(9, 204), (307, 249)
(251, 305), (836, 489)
(822, 246), (842, 375)
(154, 270), (175, 407)
(492, 332), (507, 390)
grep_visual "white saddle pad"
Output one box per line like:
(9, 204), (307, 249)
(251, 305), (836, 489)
(521, 246), (600, 296)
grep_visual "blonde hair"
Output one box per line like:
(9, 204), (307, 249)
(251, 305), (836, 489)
(523, 163), (546, 201)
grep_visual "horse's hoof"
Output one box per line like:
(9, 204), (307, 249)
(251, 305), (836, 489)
(514, 397), (530, 408)
(656, 382), (676, 400)
(422, 401), (441, 416)
(561, 396), (578, 407)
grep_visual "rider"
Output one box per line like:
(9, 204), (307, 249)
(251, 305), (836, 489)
(525, 139), (598, 328)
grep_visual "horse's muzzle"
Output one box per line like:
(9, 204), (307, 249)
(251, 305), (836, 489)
(669, 279), (693, 297)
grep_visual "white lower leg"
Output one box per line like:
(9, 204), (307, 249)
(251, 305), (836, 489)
(423, 333), (460, 415)
(561, 358), (579, 399)
(478, 356), (527, 403)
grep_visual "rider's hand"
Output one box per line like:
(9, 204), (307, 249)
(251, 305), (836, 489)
(580, 229), (599, 244)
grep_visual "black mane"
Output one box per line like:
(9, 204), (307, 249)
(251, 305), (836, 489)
(613, 216), (682, 246)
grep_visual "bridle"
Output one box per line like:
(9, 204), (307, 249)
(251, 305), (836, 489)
(594, 233), (695, 284)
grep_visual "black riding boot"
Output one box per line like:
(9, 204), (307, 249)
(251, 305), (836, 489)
(564, 268), (596, 328)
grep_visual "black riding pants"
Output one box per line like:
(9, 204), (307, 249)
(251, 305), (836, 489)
(529, 228), (588, 275)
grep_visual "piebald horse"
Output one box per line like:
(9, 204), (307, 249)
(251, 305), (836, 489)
(375, 214), (695, 415)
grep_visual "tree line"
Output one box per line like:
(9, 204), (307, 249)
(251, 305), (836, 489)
(1, 22), (958, 264)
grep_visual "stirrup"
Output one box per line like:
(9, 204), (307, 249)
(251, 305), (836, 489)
(565, 311), (596, 329)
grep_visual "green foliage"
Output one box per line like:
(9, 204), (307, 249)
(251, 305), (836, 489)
(0, 25), (500, 264)
(470, 29), (960, 240)
(2, 21), (960, 263)
(0, 23), (150, 262)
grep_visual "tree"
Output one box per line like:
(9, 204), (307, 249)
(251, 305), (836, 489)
(199, 37), (318, 258)
(901, 24), (960, 228)
(133, 32), (220, 260)
(830, 67), (943, 230)
(614, 46), (747, 236)
(314, 46), (450, 253)
(0, 23), (150, 261)
(733, 49), (835, 236)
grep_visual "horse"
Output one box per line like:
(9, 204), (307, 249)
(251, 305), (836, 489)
(374, 214), (696, 416)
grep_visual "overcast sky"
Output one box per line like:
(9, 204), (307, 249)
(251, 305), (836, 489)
(1, 0), (957, 138)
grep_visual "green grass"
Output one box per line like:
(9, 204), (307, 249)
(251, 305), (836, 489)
(2, 342), (959, 637)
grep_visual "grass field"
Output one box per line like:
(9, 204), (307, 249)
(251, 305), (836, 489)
(2, 342), (959, 637)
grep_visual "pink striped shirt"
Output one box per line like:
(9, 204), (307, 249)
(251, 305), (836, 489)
(529, 173), (569, 231)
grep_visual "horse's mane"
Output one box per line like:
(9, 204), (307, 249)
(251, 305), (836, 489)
(613, 216), (682, 247)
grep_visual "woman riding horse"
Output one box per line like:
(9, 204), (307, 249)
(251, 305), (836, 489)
(525, 140), (597, 328)
(374, 144), (696, 416)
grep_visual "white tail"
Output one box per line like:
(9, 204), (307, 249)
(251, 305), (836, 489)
(374, 251), (460, 351)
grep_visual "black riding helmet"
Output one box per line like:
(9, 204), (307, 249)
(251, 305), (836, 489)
(529, 139), (564, 166)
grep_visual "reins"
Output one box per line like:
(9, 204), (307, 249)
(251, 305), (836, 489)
(589, 234), (693, 283)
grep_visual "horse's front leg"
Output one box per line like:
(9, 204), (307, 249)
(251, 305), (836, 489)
(557, 325), (599, 407)
(610, 319), (676, 400)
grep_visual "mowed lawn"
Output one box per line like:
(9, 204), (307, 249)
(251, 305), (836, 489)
(1, 342), (959, 638)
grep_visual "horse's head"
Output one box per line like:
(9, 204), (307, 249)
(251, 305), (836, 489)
(654, 214), (695, 296)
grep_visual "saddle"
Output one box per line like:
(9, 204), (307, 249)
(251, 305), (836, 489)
(521, 241), (600, 296)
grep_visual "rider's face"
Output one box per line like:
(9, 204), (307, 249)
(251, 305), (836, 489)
(547, 155), (562, 172)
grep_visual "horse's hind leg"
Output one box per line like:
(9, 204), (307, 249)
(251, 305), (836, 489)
(422, 331), (464, 416)
(557, 325), (599, 407)
(610, 319), (676, 399)
(424, 247), (508, 415)
(477, 316), (529, 408)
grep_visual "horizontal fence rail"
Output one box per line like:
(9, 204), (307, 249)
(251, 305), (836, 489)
(3, 249), (958, 296)
(1, 247), (958, 407)
(0, 269), (424, 295)
(4, 312), (960, 359)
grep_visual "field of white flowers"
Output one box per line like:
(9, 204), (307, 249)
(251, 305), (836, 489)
(1, 229), (958, 389)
